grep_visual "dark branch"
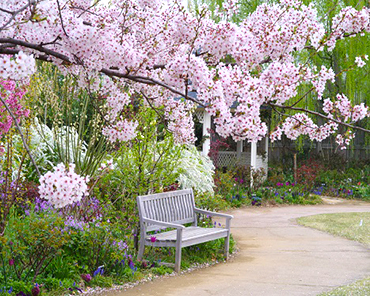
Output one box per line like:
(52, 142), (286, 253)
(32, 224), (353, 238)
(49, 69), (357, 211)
(268, 103), (370, 134)
(101, 68), (206, 107)
(0, 0), (36, 31)
(56, 0), (69, 37)
(0, 38), (205, 107)
(0, 38), (72, 63)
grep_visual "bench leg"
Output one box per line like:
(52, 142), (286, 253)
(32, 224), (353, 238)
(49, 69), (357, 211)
(138, 240), (145, 261)
(224, 234), (230, 259)
(224, 218), (231, 259)
(175, 245), (182, 273)
(175, 229), (183, 273)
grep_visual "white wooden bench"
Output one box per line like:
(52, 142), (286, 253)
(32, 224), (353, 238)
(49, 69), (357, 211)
(137, 188), (233, 273)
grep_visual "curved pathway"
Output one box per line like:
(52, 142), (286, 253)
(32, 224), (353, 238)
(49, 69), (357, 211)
(110, 200), (370, 296)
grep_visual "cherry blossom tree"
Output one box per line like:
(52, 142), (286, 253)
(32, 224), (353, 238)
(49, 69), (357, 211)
(0, 0), (369, 150)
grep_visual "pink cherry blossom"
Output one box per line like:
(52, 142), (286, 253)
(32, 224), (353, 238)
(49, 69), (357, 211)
(0, 0), (368, 147)
(38, 163), (89, 208)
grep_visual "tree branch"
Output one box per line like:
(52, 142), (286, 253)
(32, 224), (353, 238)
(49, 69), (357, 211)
(268, 102), (370, 134)
(0, 38), (72, 63)
(56, 0), (69, 37)
(101, 69), (205, 107)
(0, 0), (36, 31)
(0, 38), (206, 107)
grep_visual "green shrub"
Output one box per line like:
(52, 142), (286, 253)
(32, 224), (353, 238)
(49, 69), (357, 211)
(64, 221), (128, 274)
(195, 192), (229, 211)
(4, 210), (71, 283)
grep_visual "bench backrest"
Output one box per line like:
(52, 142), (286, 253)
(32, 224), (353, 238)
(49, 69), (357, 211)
(137, 189), (195, 232)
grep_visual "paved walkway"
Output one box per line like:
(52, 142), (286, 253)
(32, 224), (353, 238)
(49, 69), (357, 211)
(110, 200), (370, 296)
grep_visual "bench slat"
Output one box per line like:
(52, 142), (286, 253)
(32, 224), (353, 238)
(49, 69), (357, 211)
(149, 226), (227, 242)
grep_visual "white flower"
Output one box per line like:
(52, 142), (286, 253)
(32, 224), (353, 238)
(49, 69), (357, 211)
(38, 163), (89, 208)
(176, 145), (215, 194)
(355, 56), (366, 68)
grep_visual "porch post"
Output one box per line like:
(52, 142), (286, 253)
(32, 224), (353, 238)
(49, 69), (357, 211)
(250, 141), (257, 188)
(202, 111), (211, 156)
(265, 136), (269, 160)
(237, 140), (243, 163)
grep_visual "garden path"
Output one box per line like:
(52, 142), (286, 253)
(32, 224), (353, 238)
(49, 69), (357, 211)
(108, 199), (370, 296)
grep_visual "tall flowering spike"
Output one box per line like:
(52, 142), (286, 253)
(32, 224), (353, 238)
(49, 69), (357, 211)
(38, 163), (89, 208)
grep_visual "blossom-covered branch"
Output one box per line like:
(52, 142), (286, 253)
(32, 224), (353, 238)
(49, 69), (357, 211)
(0, 0), (368, 145)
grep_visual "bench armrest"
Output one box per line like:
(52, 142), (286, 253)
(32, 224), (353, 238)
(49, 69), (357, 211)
(142, 217), (185, 229)
(194, 208), (233, 220)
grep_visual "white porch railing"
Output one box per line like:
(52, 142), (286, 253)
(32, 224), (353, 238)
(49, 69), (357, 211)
(217, 151), (268, 172)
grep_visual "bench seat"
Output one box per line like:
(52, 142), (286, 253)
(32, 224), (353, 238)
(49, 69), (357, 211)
(147, 226), (229, 247)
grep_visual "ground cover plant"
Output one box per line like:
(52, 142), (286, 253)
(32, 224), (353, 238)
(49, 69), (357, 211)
(263, 157), (369, 203)
(297, 212), (370, 296)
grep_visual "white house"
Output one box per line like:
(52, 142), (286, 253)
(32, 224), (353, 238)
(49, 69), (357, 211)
(194, 108), (269, 179)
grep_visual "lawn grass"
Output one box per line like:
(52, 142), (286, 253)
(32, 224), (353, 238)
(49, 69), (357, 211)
(318, 277), (370, 296)
(297, 212), (370, 247)
(297, 212), (370, 296)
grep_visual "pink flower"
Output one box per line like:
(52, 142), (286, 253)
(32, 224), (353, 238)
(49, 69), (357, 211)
(150, 236), (157, 243)
(38, 163), (89, 208)
(9, 258), (14, 266)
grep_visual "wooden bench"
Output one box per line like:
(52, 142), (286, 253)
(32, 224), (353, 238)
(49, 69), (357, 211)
(137, 188), (233, 273)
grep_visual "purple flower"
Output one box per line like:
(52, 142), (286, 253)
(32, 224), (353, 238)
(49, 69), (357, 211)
(31, 285), (40, 296)
(286, 181), (290, 186)
(93, 267), (103, 277)
(128, 259), (135, 270)
(81, 274), (92, 282)
(117, 241), (128, 250)
(9, 259), (14, 266)
(150, 236), (156, 243)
